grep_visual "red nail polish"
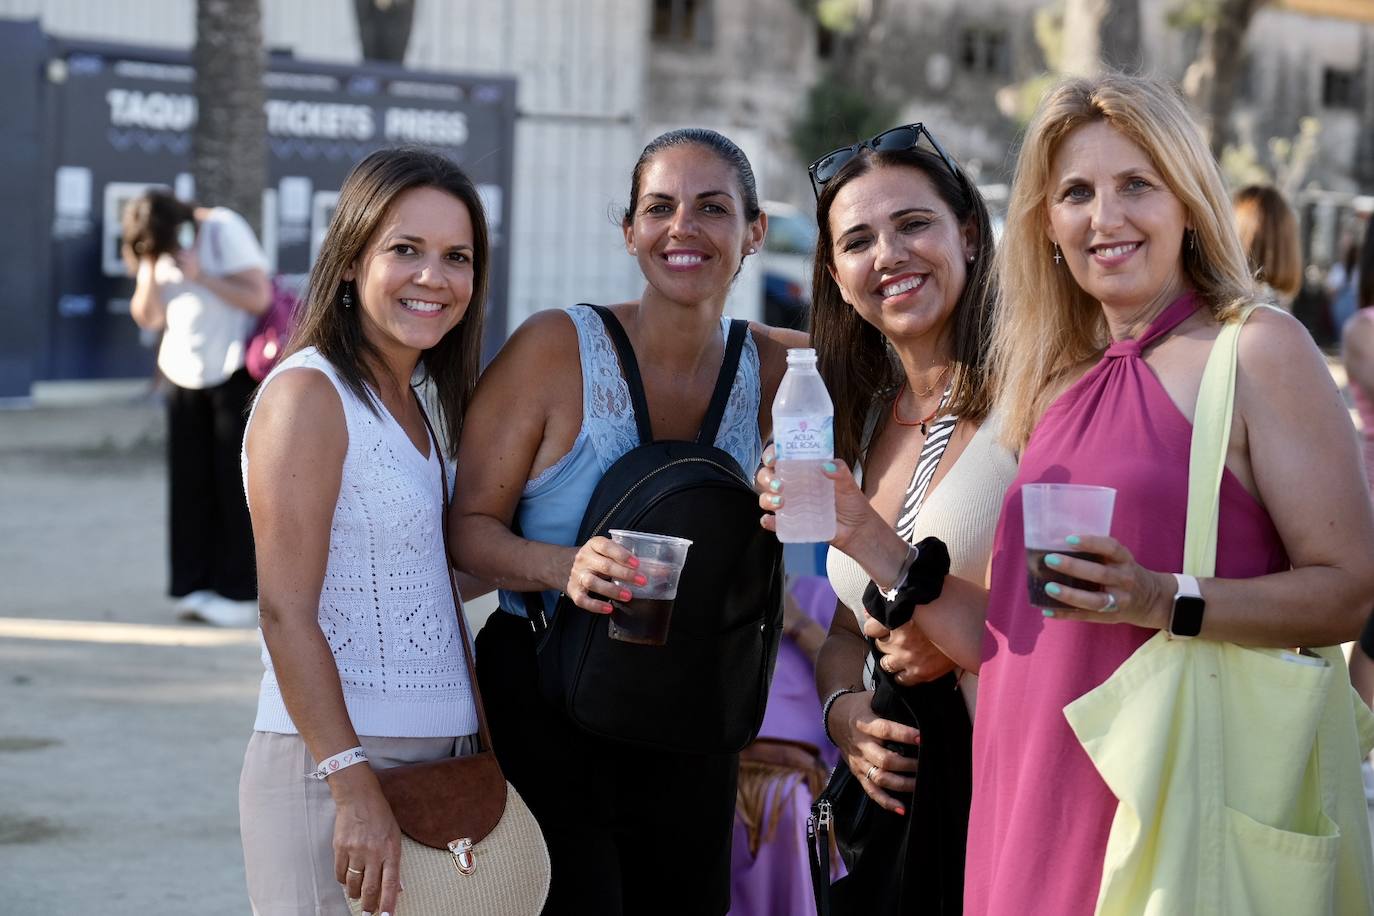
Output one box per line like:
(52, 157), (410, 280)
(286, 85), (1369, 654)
(628, 557), (640, 568)
(619, 590), (632, 601)
(896, 807), (906, 816)
(603, 603), (614, 614)
(634, 575), (647, 586)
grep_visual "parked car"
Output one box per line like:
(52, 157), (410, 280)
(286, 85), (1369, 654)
(761, 200), (816, 331)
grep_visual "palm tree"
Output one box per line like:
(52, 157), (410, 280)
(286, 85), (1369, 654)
(192, 0), (267, 234)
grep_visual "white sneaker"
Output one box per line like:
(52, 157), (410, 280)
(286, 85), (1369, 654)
(191, 596), (260, 628)
(174, 590), (217, 617)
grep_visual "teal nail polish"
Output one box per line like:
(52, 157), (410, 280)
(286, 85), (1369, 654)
(770, 495), (782, 507)
(1044, 554), (1062, 567)
(1045, 582), (1062, 596)
(822, 461), (837, 473)
(1042, 608), (1056, 617)
(1066, 535), (1082, 546)
(768, 479), (781, 492)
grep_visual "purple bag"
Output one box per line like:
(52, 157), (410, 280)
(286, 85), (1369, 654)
(246, 276), (300, 381)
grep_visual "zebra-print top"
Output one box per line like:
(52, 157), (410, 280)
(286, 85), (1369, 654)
(895, 388), (957, 542)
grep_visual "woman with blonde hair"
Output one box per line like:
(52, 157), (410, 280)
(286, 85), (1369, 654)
(1233, 183), (1303, 308)
(961, 72), (1374, 914)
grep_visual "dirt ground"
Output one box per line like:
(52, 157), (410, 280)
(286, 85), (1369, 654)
(0, 403), (263, 914)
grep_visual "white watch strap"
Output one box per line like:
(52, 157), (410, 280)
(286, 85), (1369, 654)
(1173, 573), (1201, 599)
(306, 746), (368, 780)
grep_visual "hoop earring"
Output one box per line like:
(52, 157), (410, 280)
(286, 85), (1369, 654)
(1053, 243), (1062, 265)
(341, 283), (354, 309)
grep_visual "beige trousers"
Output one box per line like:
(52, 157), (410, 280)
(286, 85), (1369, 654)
(239, 731), (478, 916)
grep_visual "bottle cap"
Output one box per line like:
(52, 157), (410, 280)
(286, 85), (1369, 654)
(786, 347), (817, 364)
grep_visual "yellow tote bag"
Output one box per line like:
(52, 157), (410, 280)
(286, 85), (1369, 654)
(1063, 305), (1374, 916)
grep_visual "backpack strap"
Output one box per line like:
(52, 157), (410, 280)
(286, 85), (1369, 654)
(588, 304), (654, 444)
(588, 304), (749, 448)
(696, 318), (749, 447)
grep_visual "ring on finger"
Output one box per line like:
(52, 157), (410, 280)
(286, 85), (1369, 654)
(866, 763), (880, 782)
(1100, 591), (1119, 613)
(879, 656), (894, 673)
(346, 866), (363, 876)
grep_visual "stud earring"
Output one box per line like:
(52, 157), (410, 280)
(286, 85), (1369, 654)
(631, 246), (638, 255)
(341, 283), (354, 308)
(1053, 243), (1062, 265)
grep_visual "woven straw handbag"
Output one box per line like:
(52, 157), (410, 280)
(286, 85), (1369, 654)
(346, 403), (551, 916)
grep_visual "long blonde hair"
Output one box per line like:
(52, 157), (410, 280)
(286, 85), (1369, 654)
(991, 73), (1256, 449)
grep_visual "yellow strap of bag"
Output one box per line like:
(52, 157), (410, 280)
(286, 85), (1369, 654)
(1064, 305), (1374, 916)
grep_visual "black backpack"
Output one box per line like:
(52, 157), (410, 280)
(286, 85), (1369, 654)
(524, 304), (785, 755)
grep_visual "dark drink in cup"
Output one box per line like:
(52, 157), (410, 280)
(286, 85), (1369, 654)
(608, 596), (675, 645)
(1026, 548), (1104, 608)
(606, 531), (692, 646)
(1021, 483), (1115, 611)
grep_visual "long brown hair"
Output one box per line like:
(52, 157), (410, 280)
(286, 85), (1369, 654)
(991, 74), (1256, 450)
(120, 189), (196, 264)
(809, 146), (997, 465)
(285, 147), (489, 457)
(1233, 184), (1301, 298)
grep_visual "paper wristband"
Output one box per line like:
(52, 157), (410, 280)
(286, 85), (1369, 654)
(306, 746), (368, 780)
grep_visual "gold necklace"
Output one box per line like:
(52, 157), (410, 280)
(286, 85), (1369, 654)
(909, 364), (951, 398)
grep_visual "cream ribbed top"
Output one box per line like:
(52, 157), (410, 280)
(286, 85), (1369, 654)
(826, 411), (1017, 688)
(242, 348), (477, 738)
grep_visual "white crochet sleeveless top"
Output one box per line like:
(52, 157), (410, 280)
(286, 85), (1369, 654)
(242, 347), (477, 738)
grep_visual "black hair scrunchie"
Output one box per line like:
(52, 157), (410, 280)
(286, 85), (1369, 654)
(861, 536), (952, 630)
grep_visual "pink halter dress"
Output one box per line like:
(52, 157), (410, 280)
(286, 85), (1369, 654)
(964, 294), (1289, 915)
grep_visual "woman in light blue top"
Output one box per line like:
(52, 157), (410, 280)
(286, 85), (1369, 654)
(450, 128), (804, 915)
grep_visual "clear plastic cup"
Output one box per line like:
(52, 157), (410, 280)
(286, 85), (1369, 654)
(1021, 484), (1115, 609)
(606, 529), (693, 646)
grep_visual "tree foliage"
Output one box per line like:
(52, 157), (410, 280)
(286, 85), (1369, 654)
(790, 76), (899, 167)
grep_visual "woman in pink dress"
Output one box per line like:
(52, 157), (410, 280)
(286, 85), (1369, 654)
(761, 74), (1374, 914)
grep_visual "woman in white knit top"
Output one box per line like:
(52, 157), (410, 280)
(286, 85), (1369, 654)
(758, 128), (1016, 910)
(238, 149), (490, 916)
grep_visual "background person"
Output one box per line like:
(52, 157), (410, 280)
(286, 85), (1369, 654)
(1232, 184), (1302, 309)
(759, 122), (1016, 914)
(728, 575), (838, 916)
(237, 148), (488, 916)
(450, 128), (804, 914)
(1340, 222), (1374, 714)
(122, 189), (271, 626)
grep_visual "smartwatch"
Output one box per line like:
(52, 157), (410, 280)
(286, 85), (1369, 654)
(1168, 573), (1205, 639)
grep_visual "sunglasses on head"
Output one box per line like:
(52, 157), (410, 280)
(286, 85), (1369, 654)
(807, 122), (966, 198)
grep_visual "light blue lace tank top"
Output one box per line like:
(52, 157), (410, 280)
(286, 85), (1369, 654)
(497, 304), (763, 619)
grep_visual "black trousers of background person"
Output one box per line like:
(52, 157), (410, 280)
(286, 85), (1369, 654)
(166, 367), (257, 600)
(475, 609), (738, 916)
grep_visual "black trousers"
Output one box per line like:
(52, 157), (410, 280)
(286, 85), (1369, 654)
(166, 368), (257, 600)
(475, 609), (738, 916)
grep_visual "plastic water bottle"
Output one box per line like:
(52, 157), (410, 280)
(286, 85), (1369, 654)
(772, 348), (836, 543)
